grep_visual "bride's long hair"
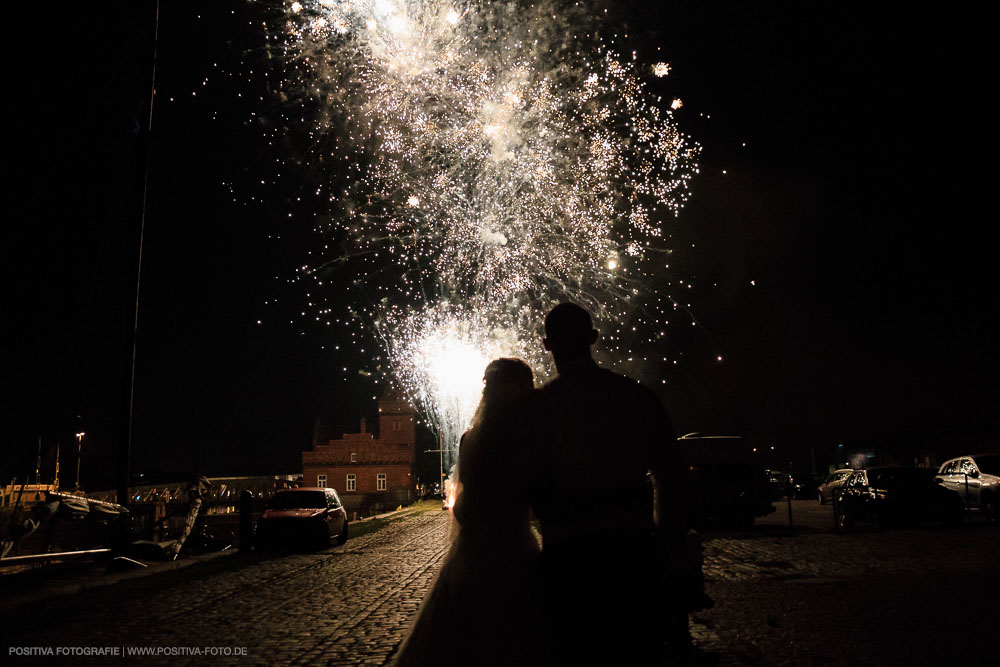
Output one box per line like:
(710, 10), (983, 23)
(449, 358), (535, 532)
(469, 358), (534, 430)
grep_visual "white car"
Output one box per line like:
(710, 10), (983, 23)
(817, 468), (854, 505)
(935, 454), (999, 521)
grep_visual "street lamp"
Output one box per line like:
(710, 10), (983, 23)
(74, 431), (85, 492)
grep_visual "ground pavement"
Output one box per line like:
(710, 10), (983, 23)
(697, 502), (998, 666)
(2, 501), (997, 665)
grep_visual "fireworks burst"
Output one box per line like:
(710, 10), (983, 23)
(270, 0), (700, 464)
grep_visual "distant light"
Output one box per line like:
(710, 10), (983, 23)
(671, 98), (683, 110)
(652, 62), (671, 77)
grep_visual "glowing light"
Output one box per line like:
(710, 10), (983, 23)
(388, 15), (409, 34)
(379, 305), (526, 464)
(653, 62), (670, 77)
(444, 476), (458, 509)
(423, 334), (491, 428)
(407, 195), (420, 207)
(446, 9), (460, 25)
(671, 98), (683, 110)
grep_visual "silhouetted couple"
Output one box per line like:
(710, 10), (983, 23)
(391, 303), (687, 667)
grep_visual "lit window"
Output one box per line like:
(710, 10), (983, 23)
(317, 474), (327, 488)
(351, 452), (357, 462)
(346, 474), (356, 492)
(377, 473), (387, 491)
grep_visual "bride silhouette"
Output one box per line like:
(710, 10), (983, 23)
(391, 358), (545, 667)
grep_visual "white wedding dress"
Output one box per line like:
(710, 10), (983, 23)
(391, 412), (545, 667)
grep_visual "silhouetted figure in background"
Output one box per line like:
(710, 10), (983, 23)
(391, 358), (545, 667)
(531, 302), (688, 666)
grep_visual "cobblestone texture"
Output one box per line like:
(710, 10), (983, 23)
(5, 511), (452, 666)
(3, 502), (996, 666)
(696, 504), (999, 666)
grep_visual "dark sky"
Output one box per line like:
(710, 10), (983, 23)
(5, 1), (993, 487)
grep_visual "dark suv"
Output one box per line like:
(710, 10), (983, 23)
(678, 434), (775, 529)
(834, 467), (964, 530)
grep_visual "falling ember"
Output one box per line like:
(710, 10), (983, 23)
(277, 1), (701, 458)
(671, 98), (684, 110)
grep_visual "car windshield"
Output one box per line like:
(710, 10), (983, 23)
(267, 491), (326, 509)
(974, 455), (1000, 475)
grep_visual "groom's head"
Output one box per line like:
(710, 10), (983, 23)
(543, 302), (598, 364)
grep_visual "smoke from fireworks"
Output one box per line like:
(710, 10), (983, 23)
(274, 0), (700, 463)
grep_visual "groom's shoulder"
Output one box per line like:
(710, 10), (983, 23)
(605, 369), (663, 406)
(541, 365), (657, 401)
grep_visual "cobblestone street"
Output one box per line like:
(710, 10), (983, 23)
(3, 502), (997, 666)
(4, 509), (452, 666)
(698, 502), (999, 666)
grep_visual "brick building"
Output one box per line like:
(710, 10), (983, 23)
(303, 392), (416, 515)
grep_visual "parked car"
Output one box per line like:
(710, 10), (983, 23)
(678, 434), (775, 529)
(765, 470), (788, 500)
(787, 472), (822, 499)
(255, 487), (348, 549)
(935, 454), (999, 521)
(833, 467), (964, 531)
(817, 469), (854, 504)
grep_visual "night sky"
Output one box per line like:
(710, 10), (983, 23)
(5, 1), (993, 489)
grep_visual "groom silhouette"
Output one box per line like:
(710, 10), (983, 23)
(531, 302), (687, 666)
